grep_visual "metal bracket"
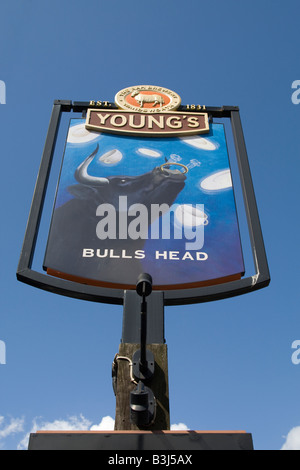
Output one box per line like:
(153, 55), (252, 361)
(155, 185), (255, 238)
(130, 381), (156, 427)
(132, 349), (155, 382)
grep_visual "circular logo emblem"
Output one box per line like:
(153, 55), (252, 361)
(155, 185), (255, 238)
(115, 85), (181, 113)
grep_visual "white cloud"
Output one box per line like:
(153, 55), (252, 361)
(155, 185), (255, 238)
(170, 422), (189, 431)
(281, 426), (300, 450)
(0, 416), (24, 440)
(33, 414), (93, 432)
(90, 416), (115, 430)
(17, 414), (93, 450)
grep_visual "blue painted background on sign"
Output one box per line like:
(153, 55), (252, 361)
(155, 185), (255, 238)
(51, 119), (244, 285)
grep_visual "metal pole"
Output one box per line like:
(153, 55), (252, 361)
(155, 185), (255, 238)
(139, 293), (147, 375)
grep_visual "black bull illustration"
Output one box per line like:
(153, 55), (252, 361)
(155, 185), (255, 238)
(44, 145), (187, 285)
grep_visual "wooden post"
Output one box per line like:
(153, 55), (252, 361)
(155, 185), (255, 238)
(114, 342), (170, 430)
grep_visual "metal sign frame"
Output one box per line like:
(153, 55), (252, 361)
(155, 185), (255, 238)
(16, 100), (270, 306)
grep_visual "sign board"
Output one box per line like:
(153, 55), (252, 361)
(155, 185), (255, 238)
(17, 87), (270, 304)
(43, 118), (244, 290)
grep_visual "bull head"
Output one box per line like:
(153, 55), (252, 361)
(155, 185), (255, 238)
(67, 144), (187, 209)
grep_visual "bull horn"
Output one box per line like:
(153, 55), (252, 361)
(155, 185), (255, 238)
(75, 145), (109, 186)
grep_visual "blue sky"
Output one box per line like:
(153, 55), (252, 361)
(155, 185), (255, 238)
(0, 0), (300, 450)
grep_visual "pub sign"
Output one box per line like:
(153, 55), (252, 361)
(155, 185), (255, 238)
(43, 86), (244, 290)
(17, 86), (270, 303)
